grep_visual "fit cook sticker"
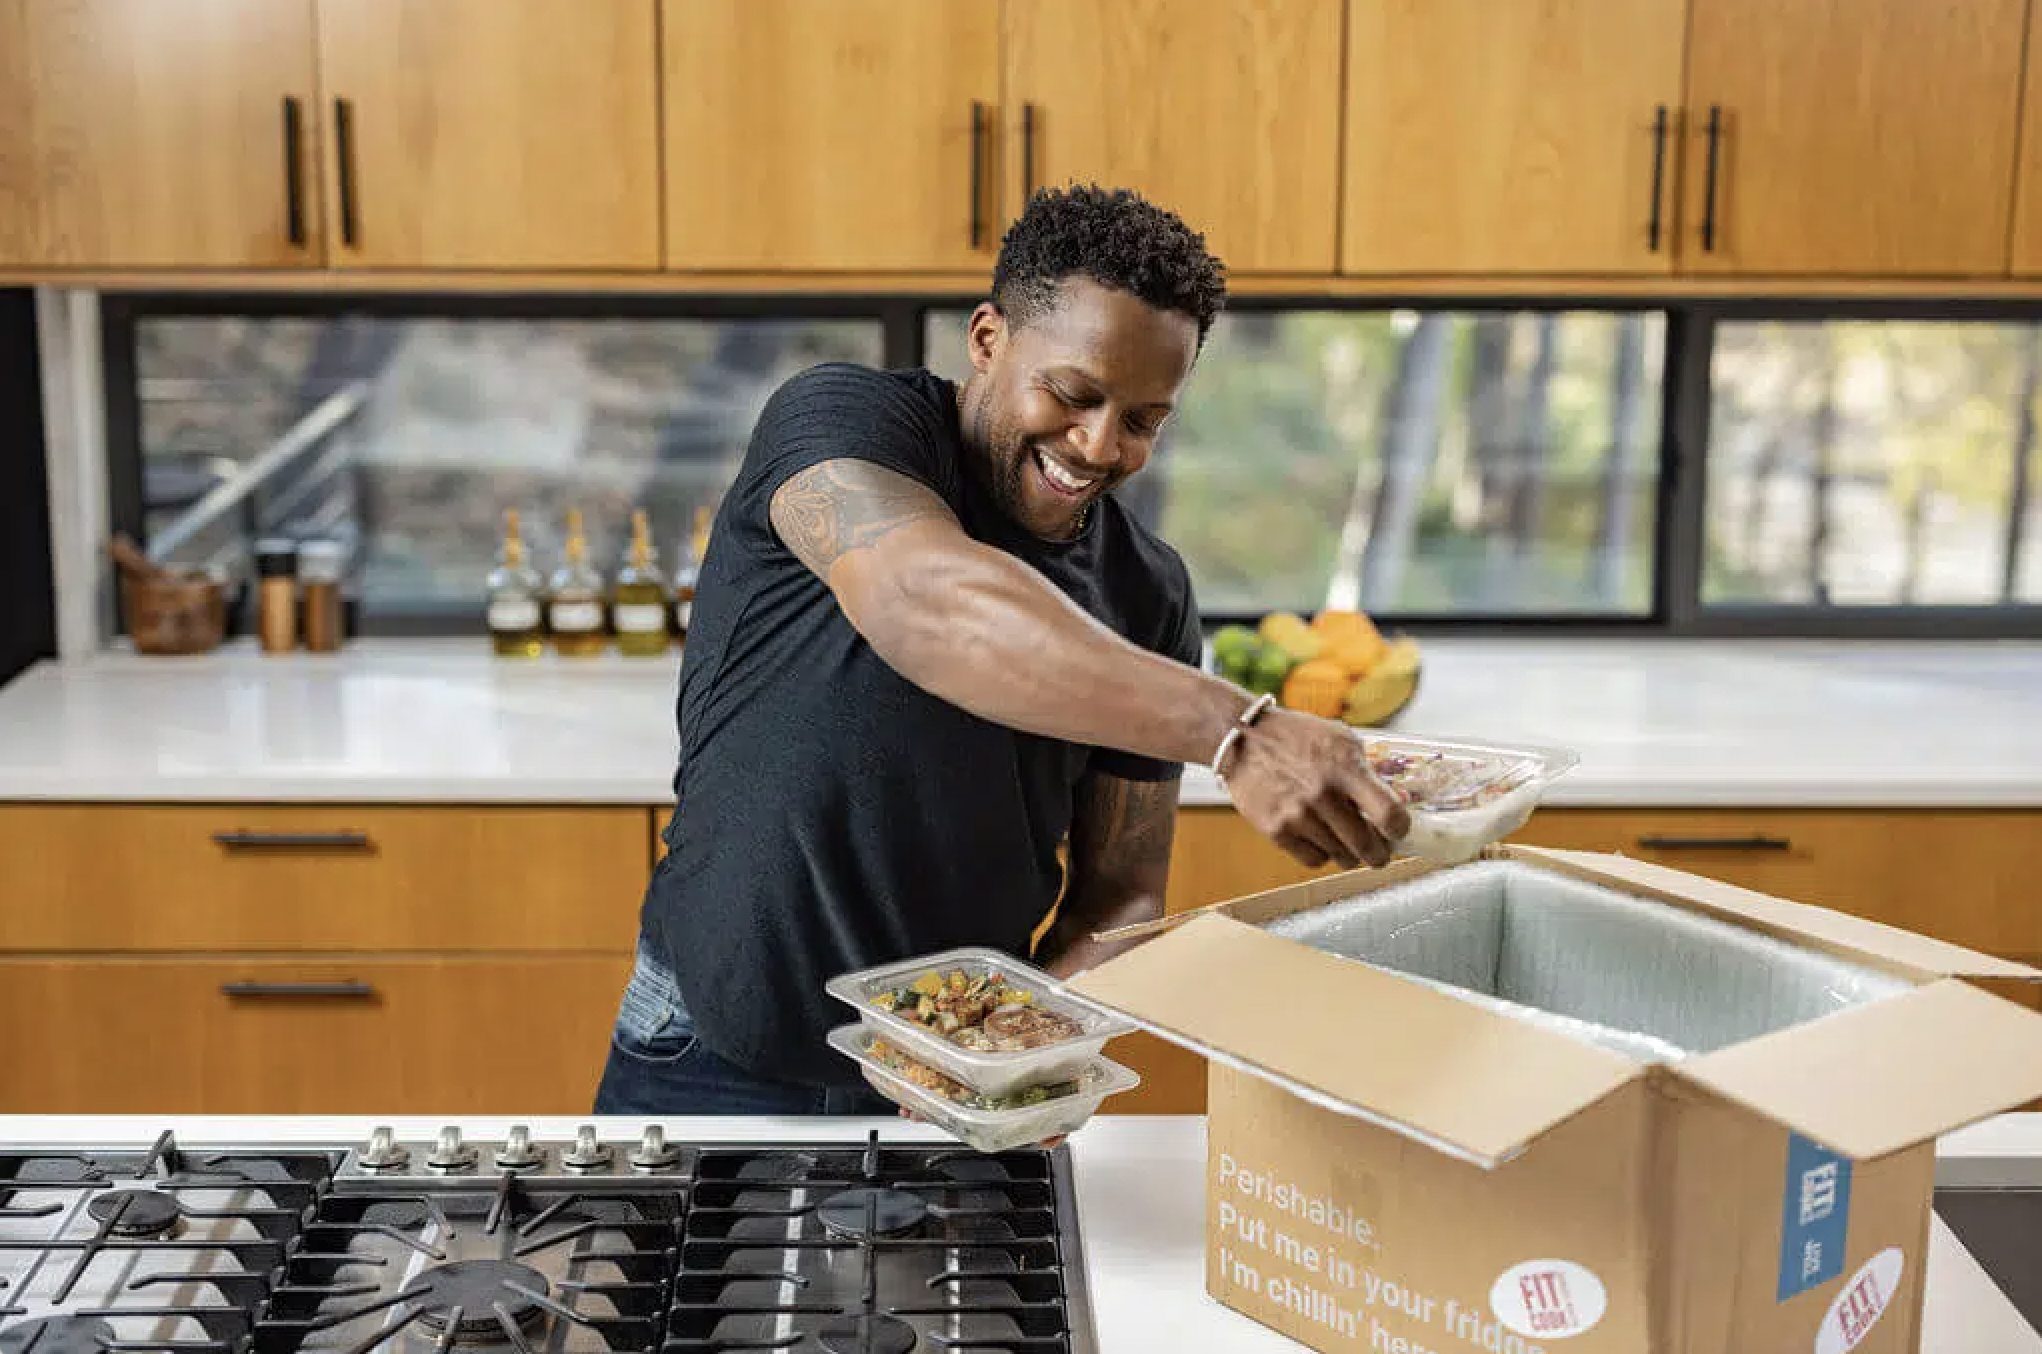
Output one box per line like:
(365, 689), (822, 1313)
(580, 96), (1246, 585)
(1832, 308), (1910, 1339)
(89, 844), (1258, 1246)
(1814, 1248), (1905, 1354)
(1779, 1133), (1853, 1300)
(1489, 1259), (1608, 1339)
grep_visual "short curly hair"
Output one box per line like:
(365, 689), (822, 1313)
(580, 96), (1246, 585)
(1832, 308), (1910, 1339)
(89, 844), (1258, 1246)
(991, 185), (1227, 343)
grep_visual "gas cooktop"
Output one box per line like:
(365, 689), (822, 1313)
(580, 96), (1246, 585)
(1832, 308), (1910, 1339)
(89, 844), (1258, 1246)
(0, 1127), (1096, 1354)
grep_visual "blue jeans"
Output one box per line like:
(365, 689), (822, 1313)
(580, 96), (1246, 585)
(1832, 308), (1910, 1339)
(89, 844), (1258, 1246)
(593, 942), (895, 1116)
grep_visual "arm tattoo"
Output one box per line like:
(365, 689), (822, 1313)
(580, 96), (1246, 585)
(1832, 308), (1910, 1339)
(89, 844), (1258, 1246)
(770, 459), (955, 580)
(1068, 771), (1180, 900)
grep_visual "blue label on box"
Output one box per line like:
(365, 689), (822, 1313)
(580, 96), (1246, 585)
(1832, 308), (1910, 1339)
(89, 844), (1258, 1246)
(1778, 1132), (1852, 1301)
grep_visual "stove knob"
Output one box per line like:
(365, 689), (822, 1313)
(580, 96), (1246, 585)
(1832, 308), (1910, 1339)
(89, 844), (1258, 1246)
(359, 1125), (410, 1172)
(562, 1124), (612, 1171)
(426, 1125), (479, 1172)
(629, 1124), (680, 1172)
(494, 1124), (542, 1171)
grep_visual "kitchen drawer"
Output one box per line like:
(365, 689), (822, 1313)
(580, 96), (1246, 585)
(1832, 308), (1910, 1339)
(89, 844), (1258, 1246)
(1516, 808), (2042, 959)
(0, 954), (632, 1113)
(0, 804), (648, 952)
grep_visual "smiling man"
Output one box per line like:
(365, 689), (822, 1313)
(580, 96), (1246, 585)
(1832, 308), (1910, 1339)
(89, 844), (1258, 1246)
(595, 186), (1410, 1115)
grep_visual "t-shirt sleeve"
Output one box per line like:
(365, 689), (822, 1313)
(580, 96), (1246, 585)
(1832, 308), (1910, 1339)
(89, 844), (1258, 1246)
(1087, 549), (1205, 784)
(724, 364), (960, 560)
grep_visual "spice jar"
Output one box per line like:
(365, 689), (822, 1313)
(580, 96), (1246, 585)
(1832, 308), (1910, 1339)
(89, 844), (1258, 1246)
(298, 538), (347, 654)
(254, 539), (299, 654)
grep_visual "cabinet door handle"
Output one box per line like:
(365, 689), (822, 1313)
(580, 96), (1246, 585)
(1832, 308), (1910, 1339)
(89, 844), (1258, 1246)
(1637, 834), (1792, 852)
(212, 830), (372, 852)
(282, 97), (307, 247)
(1021, 102), (1039, 201)
(969, 100), (988, 248)
(335, 97), (360, 247)
(221, 981), (377, 999)
(1699, 104), (1724, 252)
(1646, 105), (1668, 252)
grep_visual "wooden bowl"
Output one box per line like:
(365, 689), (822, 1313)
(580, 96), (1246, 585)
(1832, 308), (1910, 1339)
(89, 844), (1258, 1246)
(122, 572), (227, 655)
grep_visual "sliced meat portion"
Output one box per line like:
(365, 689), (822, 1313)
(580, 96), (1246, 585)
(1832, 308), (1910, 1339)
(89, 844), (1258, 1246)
(980, 1004), (1085, 1051)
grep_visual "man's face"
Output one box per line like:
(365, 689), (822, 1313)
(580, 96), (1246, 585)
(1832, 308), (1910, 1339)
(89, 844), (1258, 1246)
(960, 277), (1200, 541)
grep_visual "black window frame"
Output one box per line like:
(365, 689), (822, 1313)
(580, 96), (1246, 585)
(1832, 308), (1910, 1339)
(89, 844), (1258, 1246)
(99, 289), (2042, 640)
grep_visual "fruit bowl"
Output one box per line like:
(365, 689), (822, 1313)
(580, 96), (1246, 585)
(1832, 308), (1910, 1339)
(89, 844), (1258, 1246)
(1210, 609), (1422, 728)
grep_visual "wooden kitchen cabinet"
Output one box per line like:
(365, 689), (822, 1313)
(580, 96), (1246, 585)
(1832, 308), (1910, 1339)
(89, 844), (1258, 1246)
(0, 0), (321, 267)
(0, 804), (647, 952)
(1158, 806), (2042, 963)
(2007, 5), (2042, 275)
(0, 954), (630, 1112)
(662, 0), (999, 271)
(1681, 0), (2027, 276)
(1343, 0), (1686, 275)
(1004, 0), (1343, 274)
(314, 0), (661, 269)
(1513, 808), (2042, 962)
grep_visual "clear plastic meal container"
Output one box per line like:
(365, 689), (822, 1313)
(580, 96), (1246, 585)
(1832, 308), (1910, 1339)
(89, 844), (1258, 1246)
(824, 947), (1138, 1098)
(827, 1024), (1141, 1154)
(1358, 731), (1580, 865)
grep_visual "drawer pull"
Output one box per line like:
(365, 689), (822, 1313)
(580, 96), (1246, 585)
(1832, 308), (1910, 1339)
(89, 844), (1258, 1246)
(221, 981), (376, 999)
(1637, 834), (1792, 852)
(212, 830), (372, 852)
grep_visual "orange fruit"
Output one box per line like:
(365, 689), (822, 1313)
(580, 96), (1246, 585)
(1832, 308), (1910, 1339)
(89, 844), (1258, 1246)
(1280, 658), (1352, 719)
(1323, 630), (1387, 676)
(1311, 609), (1380, 642)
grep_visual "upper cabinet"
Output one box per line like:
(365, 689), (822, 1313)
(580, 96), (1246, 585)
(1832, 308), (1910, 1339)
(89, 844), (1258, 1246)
(1342, 0), (1686, 275)
(314, 0), (661, 270)
(0, 0), (320, 268)
(2, 0), (2037, 282)
(2009, 7), (2042, 275)
(1682, 0), (2027, 276)
(1005, 0), (1344, 275)
(662, 0), (999, 271)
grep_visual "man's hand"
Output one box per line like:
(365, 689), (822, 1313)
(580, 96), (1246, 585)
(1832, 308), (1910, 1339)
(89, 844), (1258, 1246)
(1223, 707), (1411, 869)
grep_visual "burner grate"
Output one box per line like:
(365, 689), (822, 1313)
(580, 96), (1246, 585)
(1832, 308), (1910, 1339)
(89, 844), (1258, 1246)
(258, 1166), (679, 1354)
(0, 1134), (339, 1354)
(665, 1132), (1075, 1354)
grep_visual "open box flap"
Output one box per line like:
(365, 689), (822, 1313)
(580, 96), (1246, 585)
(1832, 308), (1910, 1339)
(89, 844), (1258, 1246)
(1505, 846), (2042, 984)
(1675, 979), (2042, 1161)
(1069, 913), (1644, 1170)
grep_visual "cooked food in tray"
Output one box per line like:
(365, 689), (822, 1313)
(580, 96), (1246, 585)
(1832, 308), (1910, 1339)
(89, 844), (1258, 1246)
(871, 967), (1086, 1051)
(1365, 743), (1529, 811)
(867, 1038), (1081, 1111)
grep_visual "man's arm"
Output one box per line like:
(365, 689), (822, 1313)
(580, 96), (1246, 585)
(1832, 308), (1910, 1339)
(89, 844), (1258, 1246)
(1038, 771), (1182, 978)
(769, 458), (1409, 868)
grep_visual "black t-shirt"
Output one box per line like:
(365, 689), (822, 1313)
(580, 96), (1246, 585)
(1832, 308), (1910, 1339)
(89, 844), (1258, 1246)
(642, 363), (1202, 1086)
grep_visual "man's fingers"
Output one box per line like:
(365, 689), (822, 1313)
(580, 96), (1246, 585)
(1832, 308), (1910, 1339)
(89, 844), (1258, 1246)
(1316, 793), (1389, 868)
(1336, 759), (1412, 842)
(1273, 828), (1332, 869)
(1288, 813), (1359, 869)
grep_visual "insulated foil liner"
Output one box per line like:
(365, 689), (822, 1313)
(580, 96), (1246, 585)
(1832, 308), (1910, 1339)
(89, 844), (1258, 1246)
(1264, 860), (1910, 1062)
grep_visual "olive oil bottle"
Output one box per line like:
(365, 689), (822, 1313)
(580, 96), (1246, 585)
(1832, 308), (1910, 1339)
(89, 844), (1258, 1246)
(673, 505), (711, 645)
(611, 508), (672, 658)
(485, 509), (544, 658)
(547, 508), (608, 658)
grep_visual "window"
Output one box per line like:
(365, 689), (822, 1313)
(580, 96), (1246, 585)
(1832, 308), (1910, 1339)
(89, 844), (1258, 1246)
(1705, 318), (2042, 607)
(106, 295), (2042, 637)
(131, 310), (885, 618)
(926, 307), (1666, 617)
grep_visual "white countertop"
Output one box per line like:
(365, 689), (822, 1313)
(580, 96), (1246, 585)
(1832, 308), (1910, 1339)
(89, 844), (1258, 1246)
(0, 1113), (2034, 1353)
(0, 638), (2039, 806)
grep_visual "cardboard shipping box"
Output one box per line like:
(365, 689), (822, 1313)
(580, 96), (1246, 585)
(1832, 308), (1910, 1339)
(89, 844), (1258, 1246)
(1071, 846), (2042, 1354)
